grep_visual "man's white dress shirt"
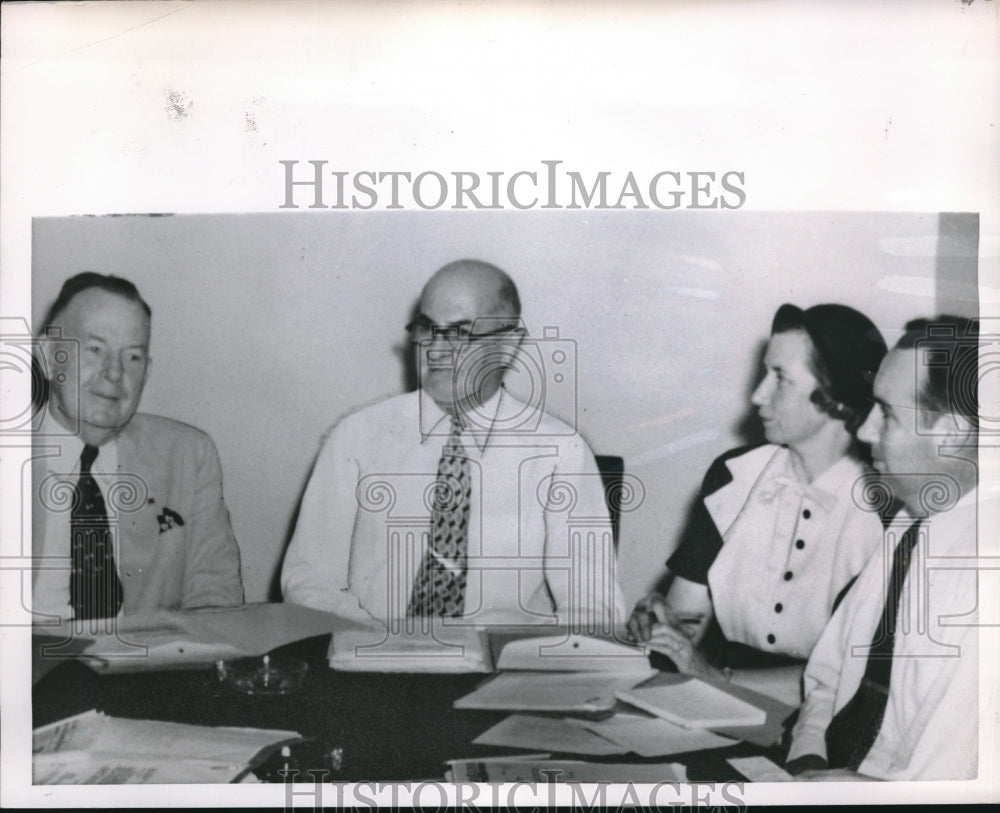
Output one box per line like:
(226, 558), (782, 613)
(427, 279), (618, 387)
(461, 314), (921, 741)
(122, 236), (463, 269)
(281, 388), (626, 629)
(33, 408), (120, 619)
(788, 490), (983, 779)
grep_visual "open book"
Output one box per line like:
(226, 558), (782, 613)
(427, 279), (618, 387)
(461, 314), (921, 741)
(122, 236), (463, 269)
(33, 602), (340, 675)
(328, 623), (649, 675)
(328, 618), (493, 673)
(491, 632), (652, 673)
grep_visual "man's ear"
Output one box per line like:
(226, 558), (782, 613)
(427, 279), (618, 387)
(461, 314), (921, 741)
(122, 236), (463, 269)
(508, 329), (526, 354)
(37, 341), (59, 379)
(928, 410), (977, 445)
(497, 330), (525, 370)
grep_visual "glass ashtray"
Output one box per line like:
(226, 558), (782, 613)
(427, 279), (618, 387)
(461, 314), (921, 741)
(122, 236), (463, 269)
(216, 654), (309, 696)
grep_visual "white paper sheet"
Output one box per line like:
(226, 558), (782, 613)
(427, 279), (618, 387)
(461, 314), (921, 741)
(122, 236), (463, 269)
(455, 670), (655, 714)
(584, 713), (736, 758)
(616, 678), (767, 729)
(727, 755), (795, 782)
(180, 602), (340, 656)
(472, 714), (625, 756)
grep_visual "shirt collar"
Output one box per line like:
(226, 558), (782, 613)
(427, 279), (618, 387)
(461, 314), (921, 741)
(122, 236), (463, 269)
(39, 404), (117, 473)
(756, 448), (864, 515)
(419, 386), (506, 453)
(810, 451), (867, 497)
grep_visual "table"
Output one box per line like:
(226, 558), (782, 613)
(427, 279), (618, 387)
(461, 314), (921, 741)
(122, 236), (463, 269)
(33, 635), (766, 782)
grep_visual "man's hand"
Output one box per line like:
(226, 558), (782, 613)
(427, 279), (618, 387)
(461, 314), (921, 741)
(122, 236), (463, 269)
(627, 592), (669, 642)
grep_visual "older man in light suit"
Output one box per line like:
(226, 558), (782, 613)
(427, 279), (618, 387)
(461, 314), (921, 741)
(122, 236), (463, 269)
(32, 273), (243, 622)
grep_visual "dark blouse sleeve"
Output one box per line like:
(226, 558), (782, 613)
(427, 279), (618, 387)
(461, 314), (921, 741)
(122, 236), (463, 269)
(665, 446), (754, 585)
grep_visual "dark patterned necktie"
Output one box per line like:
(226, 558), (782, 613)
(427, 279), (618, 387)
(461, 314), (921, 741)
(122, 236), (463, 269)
(824, 520), (921, 769)
(407, 417), (471, 617)
(70, 444), (123, 620)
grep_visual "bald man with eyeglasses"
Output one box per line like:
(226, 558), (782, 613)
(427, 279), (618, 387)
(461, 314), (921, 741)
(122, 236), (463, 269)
(281, 259), (624, 631)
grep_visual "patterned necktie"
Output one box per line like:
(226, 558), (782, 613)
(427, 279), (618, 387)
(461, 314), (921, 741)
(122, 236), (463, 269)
(824, 520), (921, 769)
(70, 444), (124, 620)
(407, 417), (471, 617)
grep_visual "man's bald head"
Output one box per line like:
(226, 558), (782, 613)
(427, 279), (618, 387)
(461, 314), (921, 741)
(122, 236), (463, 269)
(419, 260), (521, 322)
(415, 260), (524, 415)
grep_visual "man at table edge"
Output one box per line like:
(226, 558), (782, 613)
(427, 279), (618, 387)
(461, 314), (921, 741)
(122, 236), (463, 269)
(280, 259), (626, 630)
(32, 272), (244, 621)
(786, 314), (982, 781)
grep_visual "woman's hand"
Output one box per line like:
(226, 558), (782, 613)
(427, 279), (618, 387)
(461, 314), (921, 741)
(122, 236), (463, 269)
(647, 621), (722, 679)
(626, 592), (669, 643)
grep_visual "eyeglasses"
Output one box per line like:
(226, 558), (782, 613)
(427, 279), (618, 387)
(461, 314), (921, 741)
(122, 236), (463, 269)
(406, 315), (526, 348)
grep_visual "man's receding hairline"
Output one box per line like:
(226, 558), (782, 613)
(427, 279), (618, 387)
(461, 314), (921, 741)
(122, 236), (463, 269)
(421, 260), (521, 318)
(58, 288), (152, 333)
(45, 283), (152, 333)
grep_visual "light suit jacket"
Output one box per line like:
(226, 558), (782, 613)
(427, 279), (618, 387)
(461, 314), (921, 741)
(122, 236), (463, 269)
(33, 413), (244, 616)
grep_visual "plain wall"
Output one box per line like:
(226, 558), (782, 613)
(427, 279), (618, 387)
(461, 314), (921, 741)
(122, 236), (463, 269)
(31, 211), (979, 606)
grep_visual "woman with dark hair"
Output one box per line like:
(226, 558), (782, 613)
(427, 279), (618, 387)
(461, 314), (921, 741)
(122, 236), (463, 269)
(628, 304), (888, 689)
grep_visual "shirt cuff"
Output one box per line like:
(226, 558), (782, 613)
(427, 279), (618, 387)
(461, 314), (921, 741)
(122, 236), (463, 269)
(785, 754), (829, 775)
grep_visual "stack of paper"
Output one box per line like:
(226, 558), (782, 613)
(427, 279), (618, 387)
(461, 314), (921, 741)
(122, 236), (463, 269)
(33, 709), (302, 784)
(454, 631), (662, 756)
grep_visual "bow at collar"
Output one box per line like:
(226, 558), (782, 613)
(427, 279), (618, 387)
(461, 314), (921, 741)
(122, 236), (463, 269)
(756, 475), (839, 513)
